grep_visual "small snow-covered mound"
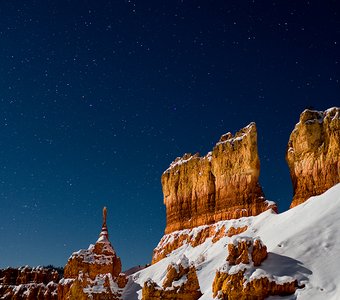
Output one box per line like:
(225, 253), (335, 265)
(125, 183), (340, 300)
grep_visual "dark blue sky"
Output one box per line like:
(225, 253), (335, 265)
(0, 0), (339, 269)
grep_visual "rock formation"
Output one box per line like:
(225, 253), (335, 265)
(287, 107), (340, 208)
(142, 255), (202, 300)
(213, 271), (297, 300)
(58, 207), (127, 300)
(226, 237), (267, 266)
(212, 237), (298, 299)
(152, 221), (250, 264)
(0, 266), (60, 300)
(162, 123), (277, 234)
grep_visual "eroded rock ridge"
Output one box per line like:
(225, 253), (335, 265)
(0, 266), (60, 300)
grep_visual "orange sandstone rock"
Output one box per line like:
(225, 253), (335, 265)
(227, 237), (267, 266)
(213, 237), (297, 299)
(152, 223), (251, 264)
(58, 207), (126, 300)
(212, 225), (227, 242)
(251, 239), (268, 267)
(162, 123), (277, 234)
(227, 226), (248, 237)
(212, 270), (297, 300)
(287, 107), (340, 208)
(0, 266), (60, 300)
(142, 256), (202, 300)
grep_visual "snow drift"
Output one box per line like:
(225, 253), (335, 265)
(125, 183), (340, 300)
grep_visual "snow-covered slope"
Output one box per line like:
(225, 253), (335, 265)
(124, 183), (340, 300)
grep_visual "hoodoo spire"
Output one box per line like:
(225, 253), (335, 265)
(59, 205), (125, 299)
(103, 206), (107, 227)
(98, 206), (109, 241)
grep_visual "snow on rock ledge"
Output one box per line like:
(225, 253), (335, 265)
(152, 219), (252, 264)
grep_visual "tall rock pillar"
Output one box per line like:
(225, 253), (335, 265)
(162, 123), (277, 234)
(286, 107), (340, 208)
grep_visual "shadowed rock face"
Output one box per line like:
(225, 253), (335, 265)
(162, 123), (277, 234)
(287, 107), (340, 208)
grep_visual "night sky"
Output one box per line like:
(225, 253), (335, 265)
(0, 1), (339, 270)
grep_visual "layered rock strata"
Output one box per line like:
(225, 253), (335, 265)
(287, 107), (340, 208)
(58, 207), (127, 300)
(212, 237), (298, 299)
(142, 255), (202, 300)
(0, 266), (60, 300)
(162, 123), (277, 234)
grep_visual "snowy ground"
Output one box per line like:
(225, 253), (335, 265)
(123, 183), (340, 300)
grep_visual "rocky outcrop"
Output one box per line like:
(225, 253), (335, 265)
(226, 237), (267, 266)
(142, 255), (202, 300)
(0, 266), (60, 300)
(58, 207), (127, 300)
(212, 237), (298, 299)
(152, 221), (251, 264)
(227, 226), (248, 237)
(287, 107), (340, 208)
(162, 123), (277, 234)
(213, 271), (297, 300)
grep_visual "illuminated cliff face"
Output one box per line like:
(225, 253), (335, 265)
(162, 122), (277, 234)
(287, 107), (340, 208)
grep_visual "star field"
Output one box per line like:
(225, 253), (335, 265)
(0, 1), (339, 269)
